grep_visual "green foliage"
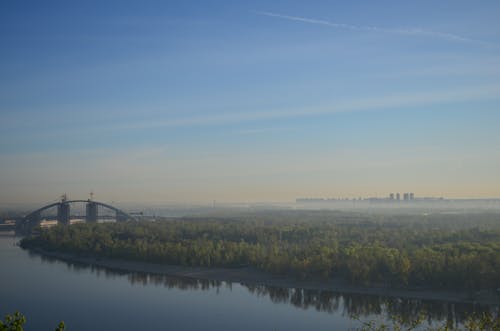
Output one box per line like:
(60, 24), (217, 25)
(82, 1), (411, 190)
(463, 313), (500, 331)
(0, 312), (25, 331)
(355, 312), (500, 330)
(54, 321), (65, 331)
(20, 212), (500, 289)
(0, 312), (64, 331)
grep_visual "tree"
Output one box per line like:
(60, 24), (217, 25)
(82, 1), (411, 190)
(0, 312), (25, 331)
(0, 312), (65, 331)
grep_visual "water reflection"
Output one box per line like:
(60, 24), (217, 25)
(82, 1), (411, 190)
(32, 251), (227, 291)
(33, 251), (498, 327)
(244, 284), (499, 327)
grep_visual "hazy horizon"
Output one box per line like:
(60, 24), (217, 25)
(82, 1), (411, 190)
(1, 1), (500, 205)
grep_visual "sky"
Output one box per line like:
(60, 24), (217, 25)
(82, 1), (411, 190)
(1, 0), (500, 204)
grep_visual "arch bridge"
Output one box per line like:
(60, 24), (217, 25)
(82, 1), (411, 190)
(23, 198), (134, 227)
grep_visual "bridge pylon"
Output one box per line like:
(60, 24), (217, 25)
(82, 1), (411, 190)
(57, 203), (70, 225)
(86, 201), (98, 222)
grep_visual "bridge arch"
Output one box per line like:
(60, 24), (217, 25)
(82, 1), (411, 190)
(23, 199), (135, 226)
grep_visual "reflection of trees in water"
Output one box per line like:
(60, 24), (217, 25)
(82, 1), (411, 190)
(126, 272), (224, 292)
(243, 284), (498, 326)
(35, 251), (498, 326)
(36, 252), (226, 291)
(385, 297), (499, 327)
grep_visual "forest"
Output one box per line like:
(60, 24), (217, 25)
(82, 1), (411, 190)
(20, 210), (500, 290)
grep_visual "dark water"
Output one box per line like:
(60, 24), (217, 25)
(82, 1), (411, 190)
(0, 236), (497, 331)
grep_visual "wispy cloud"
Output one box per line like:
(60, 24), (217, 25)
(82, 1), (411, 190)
(232, 127), (297, 135)
(114, 83), (500, 130)
(254, 11), (498, 48)
(2, 84), (499, 138)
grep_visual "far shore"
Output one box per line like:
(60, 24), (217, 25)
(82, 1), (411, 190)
(25, 246), (500, 306)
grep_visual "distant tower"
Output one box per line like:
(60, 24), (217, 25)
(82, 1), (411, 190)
(389, 193), (395, 200)
(409, 193), (414, 200)
(403, 193), (409, 201)
(396, 193), (400, 201)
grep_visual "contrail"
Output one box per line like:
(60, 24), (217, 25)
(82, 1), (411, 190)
(254, 11), (497, 48)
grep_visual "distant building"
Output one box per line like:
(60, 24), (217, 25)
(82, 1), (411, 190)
(403, 193), (409, 201)
(409, 193), (414, 200)
(396, 193), (400, 201)
(389, 193), (394, 200)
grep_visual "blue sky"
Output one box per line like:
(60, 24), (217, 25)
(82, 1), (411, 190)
(1, 1), (500, 204)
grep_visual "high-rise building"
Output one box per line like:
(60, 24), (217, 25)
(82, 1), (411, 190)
(409, 193), (414, 200)
(396, 193), (400, 200)
(403, 193), (409, 201)
(389, 193), (394, 200)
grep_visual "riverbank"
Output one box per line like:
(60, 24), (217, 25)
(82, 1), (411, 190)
(24, 246), (500, 306)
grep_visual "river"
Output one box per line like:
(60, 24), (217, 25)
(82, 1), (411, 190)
(0, 235), (497, 330)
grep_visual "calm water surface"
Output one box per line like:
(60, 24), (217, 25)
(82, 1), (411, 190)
(0, 236), (496, 331)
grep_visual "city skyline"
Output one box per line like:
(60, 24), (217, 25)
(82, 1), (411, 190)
(1, 1), (500, 204)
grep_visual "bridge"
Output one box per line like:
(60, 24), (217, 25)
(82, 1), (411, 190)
(22, 196), (134, 230)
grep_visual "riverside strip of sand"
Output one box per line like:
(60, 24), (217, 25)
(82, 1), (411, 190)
(27, 247), (499, 306)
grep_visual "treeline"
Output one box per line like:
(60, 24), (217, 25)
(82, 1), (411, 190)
(21, 213), (500, 290)
(0, 312), (64, 331)
(356, 312), (500, 331)
(2, 311), (498, 331)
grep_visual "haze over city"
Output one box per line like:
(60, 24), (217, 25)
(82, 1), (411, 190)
(1, 1), (500, 204)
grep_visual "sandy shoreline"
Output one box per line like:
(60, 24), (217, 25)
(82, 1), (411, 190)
(27, 247), (499, 306)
